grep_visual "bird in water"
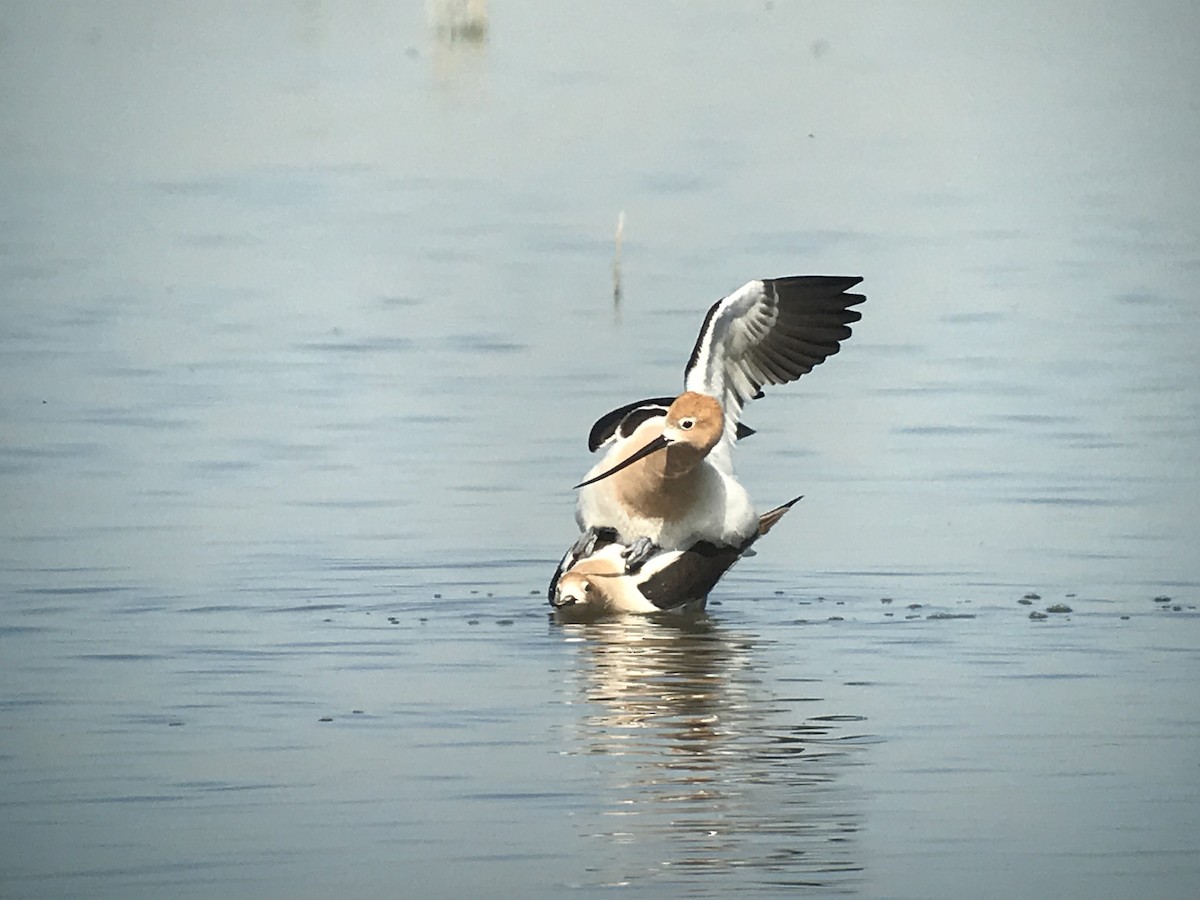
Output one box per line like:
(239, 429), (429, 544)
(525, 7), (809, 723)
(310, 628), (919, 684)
(550, 496), (802, 616)
(548, 275), (864, 604)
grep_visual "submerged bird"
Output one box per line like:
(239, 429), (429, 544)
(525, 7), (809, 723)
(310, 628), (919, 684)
(551, 275), (864, 600)
(550, 496), (802, 615)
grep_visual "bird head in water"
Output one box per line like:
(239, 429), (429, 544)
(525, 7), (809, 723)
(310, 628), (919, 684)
(550, 555), (623, 610)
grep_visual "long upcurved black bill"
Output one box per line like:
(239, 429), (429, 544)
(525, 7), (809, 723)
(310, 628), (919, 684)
(573, 435), (670, 489)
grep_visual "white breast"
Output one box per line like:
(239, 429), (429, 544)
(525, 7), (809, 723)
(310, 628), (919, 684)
(576, 459), (757, 549)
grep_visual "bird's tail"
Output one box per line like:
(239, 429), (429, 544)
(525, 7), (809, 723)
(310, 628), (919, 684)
(757, 494), (803, 536)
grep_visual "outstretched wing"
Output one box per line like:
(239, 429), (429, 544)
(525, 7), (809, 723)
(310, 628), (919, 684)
(683, 275), (865, 454)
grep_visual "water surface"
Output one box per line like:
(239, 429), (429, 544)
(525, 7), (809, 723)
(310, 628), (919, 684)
(2, 2), (1198, 898)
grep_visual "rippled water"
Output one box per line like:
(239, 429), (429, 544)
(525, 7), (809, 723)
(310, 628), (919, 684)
(2, 3), (1199, 898)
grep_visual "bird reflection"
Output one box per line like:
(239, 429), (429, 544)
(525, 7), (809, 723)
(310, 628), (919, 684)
(555, 615), (866, 893)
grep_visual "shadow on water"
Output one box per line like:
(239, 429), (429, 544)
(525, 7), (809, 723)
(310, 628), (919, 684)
(552, 614), (869, 895)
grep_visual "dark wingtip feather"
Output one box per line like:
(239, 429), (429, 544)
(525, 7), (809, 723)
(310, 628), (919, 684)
(767, 274), (864, 293)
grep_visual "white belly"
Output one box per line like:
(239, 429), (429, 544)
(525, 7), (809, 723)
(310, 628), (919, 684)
(576, 460), (757, 549)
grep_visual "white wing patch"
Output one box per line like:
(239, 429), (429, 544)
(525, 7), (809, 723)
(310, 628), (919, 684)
(683, 275), (865, 455)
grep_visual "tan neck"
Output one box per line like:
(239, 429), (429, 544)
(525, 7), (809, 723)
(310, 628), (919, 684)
(611, 444), (704, 520)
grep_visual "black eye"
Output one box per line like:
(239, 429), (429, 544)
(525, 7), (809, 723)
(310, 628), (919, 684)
(583, 581), (591, 593)
(680, 419), (694, 430)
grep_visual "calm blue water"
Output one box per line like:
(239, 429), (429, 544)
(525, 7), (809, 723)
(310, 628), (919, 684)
(2, 2), (1199, 898)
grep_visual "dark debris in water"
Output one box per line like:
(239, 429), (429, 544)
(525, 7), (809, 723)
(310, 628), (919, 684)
(1023, 592), (1041, 601)
(1153, 595), (1172, 603)
(927, 612), (976, 620)
(1018, 597), (1034, 605)
(1045, 604), (1072, 614)
(1029, 611), (1049, 620)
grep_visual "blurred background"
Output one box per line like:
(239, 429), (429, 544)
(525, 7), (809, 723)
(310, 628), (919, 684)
(2, 2), (1198, 898)
(3, 1), (1198, 591)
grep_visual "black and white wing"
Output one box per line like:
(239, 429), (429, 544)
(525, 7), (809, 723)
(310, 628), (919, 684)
(683, 275), (865, 450)
(636, 493), (803, 609)
(586, 396), (756, 452)
(586, 397), (676, 452)
(634, 541), (743, 610)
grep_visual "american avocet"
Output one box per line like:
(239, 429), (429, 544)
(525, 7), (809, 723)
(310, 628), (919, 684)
(550, 496), (802, 615)
(560, 275), (864, 582)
